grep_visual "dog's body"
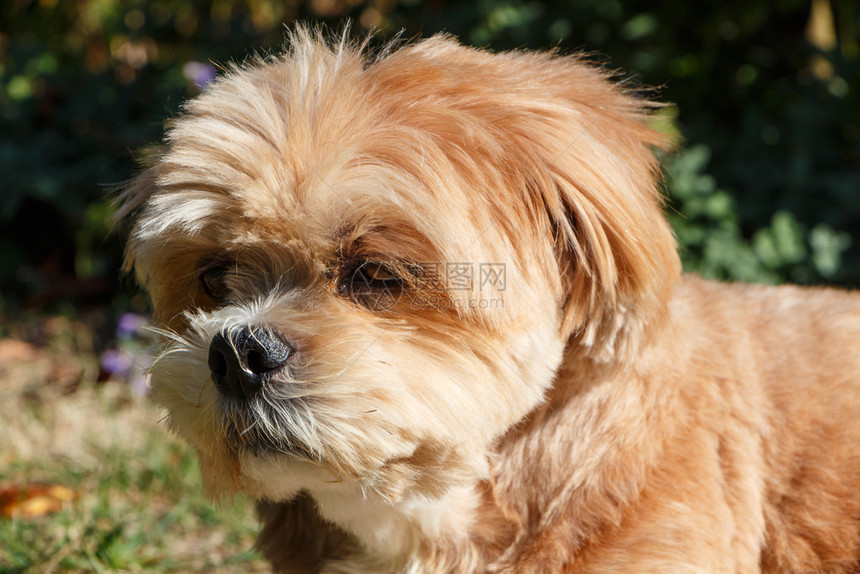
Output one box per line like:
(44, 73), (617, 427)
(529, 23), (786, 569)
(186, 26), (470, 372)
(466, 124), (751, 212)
(122, 28), (860, 572)
(254, 277), (860, 573)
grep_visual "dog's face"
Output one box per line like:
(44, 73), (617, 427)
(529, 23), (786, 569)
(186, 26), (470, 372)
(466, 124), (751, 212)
(121, 30), (679, 504)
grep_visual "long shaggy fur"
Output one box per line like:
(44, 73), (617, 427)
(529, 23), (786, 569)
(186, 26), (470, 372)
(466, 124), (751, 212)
(122, 27), (860, 573)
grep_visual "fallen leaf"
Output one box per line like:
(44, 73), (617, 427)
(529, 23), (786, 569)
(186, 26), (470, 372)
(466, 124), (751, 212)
(0, 483), (77, 518)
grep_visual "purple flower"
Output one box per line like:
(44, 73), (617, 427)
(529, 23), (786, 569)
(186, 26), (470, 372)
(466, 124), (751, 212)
(183, 61), (217, 89)
(101, 349), (133, 375)
(116, 313), (146, 339)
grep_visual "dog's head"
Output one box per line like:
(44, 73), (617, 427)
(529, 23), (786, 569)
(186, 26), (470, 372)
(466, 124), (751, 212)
(120, 28), (679, 502)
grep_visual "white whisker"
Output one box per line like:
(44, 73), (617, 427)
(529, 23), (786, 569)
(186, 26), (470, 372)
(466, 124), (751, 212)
(240, 420), (259, 437)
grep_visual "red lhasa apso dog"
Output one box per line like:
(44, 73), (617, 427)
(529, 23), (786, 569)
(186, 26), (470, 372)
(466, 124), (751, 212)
(120, 27), (860, 573)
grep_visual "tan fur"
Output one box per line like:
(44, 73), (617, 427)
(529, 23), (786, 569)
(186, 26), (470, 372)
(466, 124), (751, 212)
(121, 27), (860, 573)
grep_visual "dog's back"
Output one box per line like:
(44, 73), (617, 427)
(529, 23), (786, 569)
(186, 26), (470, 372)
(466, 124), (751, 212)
(672, 277), (860, 572)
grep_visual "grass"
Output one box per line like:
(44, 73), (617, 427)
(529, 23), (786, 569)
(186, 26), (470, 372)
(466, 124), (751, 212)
(0, 315), (268, 573)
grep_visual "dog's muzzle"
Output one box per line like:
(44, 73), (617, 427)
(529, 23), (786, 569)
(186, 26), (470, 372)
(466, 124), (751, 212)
(207, 327), (293, 400)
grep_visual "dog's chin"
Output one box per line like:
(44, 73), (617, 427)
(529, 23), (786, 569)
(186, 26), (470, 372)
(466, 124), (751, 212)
(218, 393), (320, 461)
(206, 396), (382, 503)
(214, 392), (411, 497)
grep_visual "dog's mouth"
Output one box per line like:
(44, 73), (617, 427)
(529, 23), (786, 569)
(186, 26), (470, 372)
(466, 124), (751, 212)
(218, 394), (321, 462)
(225, 425), (316, 460)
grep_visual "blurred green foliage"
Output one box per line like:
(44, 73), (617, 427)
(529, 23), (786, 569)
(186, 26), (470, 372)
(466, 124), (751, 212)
(1, 0), (858, 315)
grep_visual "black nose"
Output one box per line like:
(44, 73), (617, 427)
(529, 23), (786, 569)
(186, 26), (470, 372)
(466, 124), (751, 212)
(208, 327), (293, 400)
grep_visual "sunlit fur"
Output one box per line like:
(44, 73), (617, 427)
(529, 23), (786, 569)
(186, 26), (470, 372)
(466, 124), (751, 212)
(122, 27), (860, 573)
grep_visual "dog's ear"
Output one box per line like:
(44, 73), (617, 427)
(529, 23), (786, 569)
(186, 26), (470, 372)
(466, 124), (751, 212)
(513, 61), (681, 363)
(377, 38), (680, 362)
(114, 157), (165, 285)
(113, 163), (183, 324)
(409, 40), (681, 363)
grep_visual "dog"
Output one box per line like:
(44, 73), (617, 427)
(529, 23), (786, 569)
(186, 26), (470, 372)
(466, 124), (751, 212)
(119, 27), (860, 573)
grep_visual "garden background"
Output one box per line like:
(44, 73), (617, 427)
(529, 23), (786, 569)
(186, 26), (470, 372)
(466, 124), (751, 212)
(1, 0), (858, 571)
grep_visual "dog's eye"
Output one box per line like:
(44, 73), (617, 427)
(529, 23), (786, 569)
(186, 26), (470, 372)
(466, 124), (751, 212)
(200, 265), (229, 303)
(339, 261), (404, 299)
(360, 262), (397, 283)
(351, 262), (402, 290)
